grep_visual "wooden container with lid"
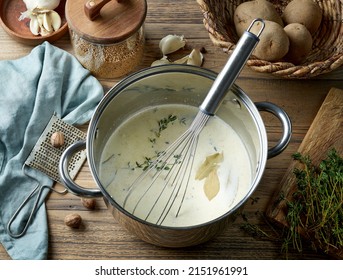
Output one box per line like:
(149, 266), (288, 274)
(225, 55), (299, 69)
(66, 0), (147, 78)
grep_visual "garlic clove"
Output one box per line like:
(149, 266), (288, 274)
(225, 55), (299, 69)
(42, 12), (53, 32)
(36, 14), (48, 36)
(173, 55), (189, 64)
(40, 27), (51, 36)
(36, 13), (44, 29)
(159, 34), (186, 55)
(151, 56), (171, 66)
(49, 10), (61, 31)
(29, 16), (40, 35)
(187, 49), (204, 66)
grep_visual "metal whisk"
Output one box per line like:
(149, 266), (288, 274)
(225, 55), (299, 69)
(123, 19), (265, 225)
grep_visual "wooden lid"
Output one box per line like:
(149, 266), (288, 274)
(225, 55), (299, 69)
(66, 0), (147, 44)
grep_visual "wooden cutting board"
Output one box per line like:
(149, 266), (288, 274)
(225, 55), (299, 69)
(266, 87), (343, 259)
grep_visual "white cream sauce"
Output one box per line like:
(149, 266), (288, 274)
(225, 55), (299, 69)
(99, 104), (252, 227)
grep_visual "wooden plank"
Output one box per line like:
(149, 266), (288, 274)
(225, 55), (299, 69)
(267, 87), (343, 258)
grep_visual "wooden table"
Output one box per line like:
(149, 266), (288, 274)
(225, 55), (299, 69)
(1, 0), (342, 260)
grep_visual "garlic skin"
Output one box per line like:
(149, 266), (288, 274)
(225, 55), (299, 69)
(159, 34), (186, 55)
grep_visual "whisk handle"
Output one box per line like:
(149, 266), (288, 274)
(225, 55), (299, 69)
(200, 19), (264, 115)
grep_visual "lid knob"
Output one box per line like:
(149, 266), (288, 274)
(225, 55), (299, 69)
(84, 0), (124, 21)
(66, 0), (147, 44)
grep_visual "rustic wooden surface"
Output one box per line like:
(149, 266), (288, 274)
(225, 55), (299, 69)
(267, 88), (343, 259)
(0, 0), (342, 260)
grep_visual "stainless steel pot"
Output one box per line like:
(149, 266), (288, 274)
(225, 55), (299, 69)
(59, 64), (291, 247)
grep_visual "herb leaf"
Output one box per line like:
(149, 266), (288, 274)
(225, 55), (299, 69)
(203, 169), (220, 201)
(155, 114), (177, 137)
(195, 152), (224, 200)
(195, 152), (223, 180)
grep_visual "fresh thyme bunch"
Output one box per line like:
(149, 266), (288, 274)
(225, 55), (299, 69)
(284, 149), (343, 255)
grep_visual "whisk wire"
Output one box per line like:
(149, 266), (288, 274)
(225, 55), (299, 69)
(123, 124), (194, 211)
(174, 131), (200, 217)
(174, 112), (210, 217)
(155, 132), (198, 224)
(157, 131), (199, 225)
(148, 130), (194, 222)
(157, 112), (210, 224)
(124, 111), (211, 225)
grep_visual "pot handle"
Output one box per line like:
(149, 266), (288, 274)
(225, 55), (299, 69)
(255, 102), (292, 159)
(59, 140), (103, 197)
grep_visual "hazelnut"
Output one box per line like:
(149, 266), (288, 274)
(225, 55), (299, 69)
(64, 213), (82, 228)
(50, 131), (65, 148)
(81, 198), (96, 210)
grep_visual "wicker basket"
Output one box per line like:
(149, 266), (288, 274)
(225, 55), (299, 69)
(197, 0), (343, 78)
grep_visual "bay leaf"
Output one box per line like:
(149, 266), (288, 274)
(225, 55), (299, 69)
(195, 152), (223, 180)
(203, 169), (220, 201)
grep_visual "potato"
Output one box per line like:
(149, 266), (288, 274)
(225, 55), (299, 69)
(282, 0), (322, 34)
(284, 23), (313, 64)
(234, 0), (283, 37)
(250, 20), (289, 61)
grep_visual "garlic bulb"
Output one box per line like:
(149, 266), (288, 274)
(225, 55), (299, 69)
(23, 0), (60, 10)
(159, 35), (186, 55)
(19, 0), (62, 36)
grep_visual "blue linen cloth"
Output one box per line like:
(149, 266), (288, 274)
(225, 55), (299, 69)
(0, 42), (103, 259)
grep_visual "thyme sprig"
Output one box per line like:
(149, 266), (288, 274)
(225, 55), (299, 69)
(155, 114), (177, 137)
(239, 149), (342, 258)
(283, 149), (343, 255)
(135, 114), (182, 171)
(135, 152), (182, 171)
